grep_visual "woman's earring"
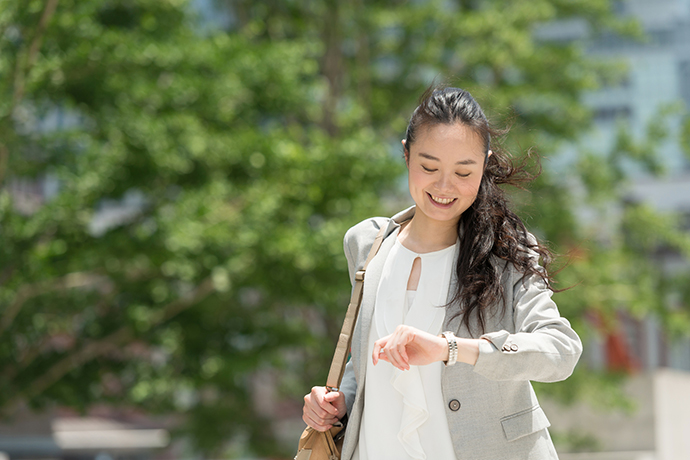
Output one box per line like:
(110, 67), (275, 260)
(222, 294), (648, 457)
(402, 139), (409, 166)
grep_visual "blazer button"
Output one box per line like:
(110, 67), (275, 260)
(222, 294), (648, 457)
(448, 399), (461, 411)
(502, 345), (511, 352)
(510, 344), (518, 352)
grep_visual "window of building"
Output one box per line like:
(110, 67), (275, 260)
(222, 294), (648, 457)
(679, 61), (690, 108)
(593, 106), (632, 123)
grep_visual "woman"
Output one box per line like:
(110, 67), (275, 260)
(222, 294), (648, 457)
(302, 87), (582, 460)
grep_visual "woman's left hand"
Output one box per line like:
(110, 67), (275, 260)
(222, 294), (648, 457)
(373, 325), (448, 371)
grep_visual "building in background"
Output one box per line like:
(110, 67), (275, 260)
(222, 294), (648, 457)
(0, 405), (172, 460)
(539, 1), (690, 459)
(592, 0), (690, 375)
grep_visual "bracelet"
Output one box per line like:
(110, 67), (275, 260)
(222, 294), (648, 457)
(442, 331), (458, 366)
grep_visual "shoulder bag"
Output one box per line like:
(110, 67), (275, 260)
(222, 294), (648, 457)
(295, 222), (389, 460)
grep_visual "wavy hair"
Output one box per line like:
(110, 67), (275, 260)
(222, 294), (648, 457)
(404, 86), (555, 335)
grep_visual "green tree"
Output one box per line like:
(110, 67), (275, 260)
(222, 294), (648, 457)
(0, 0), (398, 455)
(2, 0), (690, 458)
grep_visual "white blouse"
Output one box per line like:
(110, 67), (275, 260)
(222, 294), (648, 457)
(353, 237), (459, 460)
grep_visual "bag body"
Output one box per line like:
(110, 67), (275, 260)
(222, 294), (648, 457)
(295, 422), (345, 460)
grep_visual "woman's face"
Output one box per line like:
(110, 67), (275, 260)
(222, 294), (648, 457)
(404, 122), (487, 227)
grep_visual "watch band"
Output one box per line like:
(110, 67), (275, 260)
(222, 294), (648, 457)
(442, 331), (458, 366)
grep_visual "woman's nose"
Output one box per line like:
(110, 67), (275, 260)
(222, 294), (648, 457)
(435, 172), (453, 191)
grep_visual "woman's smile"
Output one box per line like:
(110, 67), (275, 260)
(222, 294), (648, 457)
(427, 192), (456, 206)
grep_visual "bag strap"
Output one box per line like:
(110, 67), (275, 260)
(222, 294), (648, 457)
(325, 216), (406, 391)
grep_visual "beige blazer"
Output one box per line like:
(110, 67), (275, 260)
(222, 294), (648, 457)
(338, 206), (582, 460)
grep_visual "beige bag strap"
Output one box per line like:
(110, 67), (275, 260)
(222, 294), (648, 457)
(325, 216), (406, 391)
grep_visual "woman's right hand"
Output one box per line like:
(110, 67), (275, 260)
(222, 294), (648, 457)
(302, 386), (347, 432)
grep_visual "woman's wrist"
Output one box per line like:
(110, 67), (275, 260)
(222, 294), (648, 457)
(435, 334), (450, 363)
(457, 338), (480, 366)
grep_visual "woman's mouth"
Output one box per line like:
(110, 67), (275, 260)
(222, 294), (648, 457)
(427, 192), (457, 206)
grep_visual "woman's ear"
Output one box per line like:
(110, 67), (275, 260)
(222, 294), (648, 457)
(402, 139), (409, 166)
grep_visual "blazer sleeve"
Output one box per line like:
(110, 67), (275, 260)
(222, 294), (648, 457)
(340, 359), (357, 416)
(472, 259), (583, 383)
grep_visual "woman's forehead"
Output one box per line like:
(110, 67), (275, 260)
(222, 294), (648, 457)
(413, 123), (485, 157)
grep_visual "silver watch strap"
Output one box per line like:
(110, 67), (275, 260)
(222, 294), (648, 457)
(442, 331), (458, 366)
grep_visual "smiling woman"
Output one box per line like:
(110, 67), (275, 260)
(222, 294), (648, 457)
(301, 86), (582, 460)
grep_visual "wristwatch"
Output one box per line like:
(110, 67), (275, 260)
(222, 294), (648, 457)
(441, 331), (458, 366)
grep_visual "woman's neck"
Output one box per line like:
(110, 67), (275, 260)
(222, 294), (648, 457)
(398, 212), (459, 254)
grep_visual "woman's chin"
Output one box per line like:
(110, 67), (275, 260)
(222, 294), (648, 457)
(416, 205), (463, 224)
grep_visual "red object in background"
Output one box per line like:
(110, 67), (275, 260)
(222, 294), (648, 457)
(605, 329), (639, 373)
(587, 309), (641, 374)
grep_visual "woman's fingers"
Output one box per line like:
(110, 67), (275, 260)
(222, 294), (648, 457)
(303, 410), (336, 432)
(372, 341), (383, 365)
(398, 343), (410, 365)
(387, 343), (409, 370)
(323, 390), (347, 416)
(374, 329), (411, 371)
(302, 387), (341, 431)
(313, 386), (339, 415)
(374, 338), (394, 367)
(303, 404), (338, 431)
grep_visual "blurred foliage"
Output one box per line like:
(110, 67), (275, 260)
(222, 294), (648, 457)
(1, 0), (397, 456)
(1, 0), (690, 458)
(550, 428), (603, 453)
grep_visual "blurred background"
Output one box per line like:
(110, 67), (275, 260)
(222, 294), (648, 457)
(1, 0), (690, 459)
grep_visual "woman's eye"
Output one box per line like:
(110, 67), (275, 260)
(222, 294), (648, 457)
(422, 166), (437, 172)
(456, 172), (471, 178)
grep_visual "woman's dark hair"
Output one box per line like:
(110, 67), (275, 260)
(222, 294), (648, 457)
(404, 86), (555, 336)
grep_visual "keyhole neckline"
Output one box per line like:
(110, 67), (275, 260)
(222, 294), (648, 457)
(395, 236), (457, 257)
